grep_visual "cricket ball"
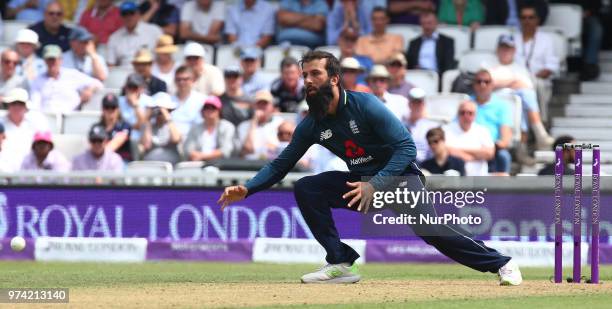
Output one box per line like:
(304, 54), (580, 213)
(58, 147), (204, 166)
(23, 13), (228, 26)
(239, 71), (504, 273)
(10, 236), (26, 252)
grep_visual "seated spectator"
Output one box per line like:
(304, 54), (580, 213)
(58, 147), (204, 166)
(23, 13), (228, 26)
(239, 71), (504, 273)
(179, 0), (224, 45)
(140, 92), (181, 164)
(404, 87), (440, 162)
(327, 0), (372, 45)
(139, 0), (179, 37)
(437, 0), (484, 30)
(0, 123), (8, 172)
(220, 66), (254, 127)
(171, 65), (206, 137)
(14, 29), (46, 82)
(514, 4), (559, 121)
(0, 50), (29, 98)
(118, 74), (151, 138)
(29, 2), (72, 56)
(62, 26), (108, 81)
(538, 135), (576, 176)
(407, 11), (457, 75)
(367, 65), (408, 121)
(106, 1), (163, 67)
(340, 57), (371, 93)
(487, 35), (553, 154)
(240, 47), (268, 97)
(152, 35), (179, 95)
(1, 88), (49, 172)
(338, 28), (373, 85)
(132, 49), (167, 95)
(183, 95), (235, 161)
(420, 127), (466, 176)
(276, 0), (328, 48)
(270, 57), (305, 113)
(356, 7), (403, 64)
(471, 69), (513, 175)
(237, 90), (283, 160)
(268, 120), (311, 170)
(443, 100), (495, 176)
(388, 0), (436, 25)
(30, 44), (103, 113)
(483, 0), (549, 27)
(56, 0), (94, 23)
(386, 53), (413, 98)
(20, 131), (71, 172)
(7, 0), (50, 23)
(79, 0), (123, 45)
(72, 124), (124, 171)
(225, 0), (276, 48)
(94, 93), (132, 161)
(183, 42), (224, 96)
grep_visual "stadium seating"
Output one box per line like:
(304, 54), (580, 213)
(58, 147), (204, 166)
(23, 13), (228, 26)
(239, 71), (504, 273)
(53, 134), (88, 160)
(538, 27), (569, 72)
(125, 161), (173, 185)
(458, 50), (497, 73)
(441, 69), (460, 93)
(43, 112), (62, 134)
(437, 25), (471, 61)
(545, 4), (582, 56)
(473, 26), (516, 52)
(404, 69), (439, 95)
(104, 67), (132, 89)
(263, 45), (310, 71)
(387, 24), (421, 50)
(314, 45), (341, 59)
(425, 93), (469, 122)
(62, 111), (101, 135)
(2, 21), (29, 45)
(215, 44), (241, 69)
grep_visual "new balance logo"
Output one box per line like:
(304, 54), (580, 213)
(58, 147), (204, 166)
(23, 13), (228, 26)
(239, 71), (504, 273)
(320, 129), (332, 141)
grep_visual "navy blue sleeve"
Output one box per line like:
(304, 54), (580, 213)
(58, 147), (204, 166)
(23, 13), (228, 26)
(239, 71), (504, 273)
(362, 95), (417, 190)
(244, 121), (314, 196)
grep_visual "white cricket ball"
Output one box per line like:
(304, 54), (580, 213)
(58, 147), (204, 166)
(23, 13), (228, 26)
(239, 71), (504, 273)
(10, 236), (26, 252)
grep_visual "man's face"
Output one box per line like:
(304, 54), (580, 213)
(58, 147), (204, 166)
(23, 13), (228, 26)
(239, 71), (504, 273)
(121, 11), (140, 29)
(89, 139), (106, 157)
(420, 13), (438, 37)
(175, 71), (194, 93)
(125, 84), (144, 95)
(277, 123), (294, 142)
(338, 36), (357, 57)
(281, 64), (300, 88)
(133, 62), (153, 77)
(255, 100), (273, 122)
(496, 45), (515, 65)
(1, 51), (19, 77)
(196, 0), (211, 9)
(44, 3), (64, 29)
(70, 40), (87, 57)
(385, 61), (405, 80)
(341, 69), (359, 88)
(185, 56), (204, 74)
(241, 58), (259, 76)
(458, 103), (476, 129)
(520, 8), (539, 32)
(368, 77), (389, 97)
(33, 141), (52, 160)
(372, 11), (389, 33)
(16, 43), (36, 57)
(7, 102), (27, 121)
(224, 73), (242, 91)
(409, 99), (425, 118)
(244, 0), (256, 8)
(473, 72), (494, 97)
(302, 58), (336, 120)
(45, 57), (62, 75)
(428, 136), (445, 155)
(98, 0), (114, 8)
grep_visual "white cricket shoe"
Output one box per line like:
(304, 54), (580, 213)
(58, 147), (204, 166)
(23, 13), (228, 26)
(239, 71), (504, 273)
(498, 259), (522, 286)
(300, 263), (361, 284)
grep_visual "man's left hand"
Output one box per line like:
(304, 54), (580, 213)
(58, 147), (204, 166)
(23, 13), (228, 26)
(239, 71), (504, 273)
(343, 181), (375, 214)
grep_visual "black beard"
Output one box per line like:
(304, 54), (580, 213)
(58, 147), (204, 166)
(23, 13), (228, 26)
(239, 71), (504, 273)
(305, 81), (334, 121)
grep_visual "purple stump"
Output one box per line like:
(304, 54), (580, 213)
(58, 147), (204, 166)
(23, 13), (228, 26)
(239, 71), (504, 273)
(573, 145), (582, 283)
(591, 145), (600, 284)
(554, 145), (564, 283)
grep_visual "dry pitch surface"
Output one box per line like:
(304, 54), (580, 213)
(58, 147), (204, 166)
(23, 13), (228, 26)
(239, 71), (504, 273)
(1, 262), (611, 308)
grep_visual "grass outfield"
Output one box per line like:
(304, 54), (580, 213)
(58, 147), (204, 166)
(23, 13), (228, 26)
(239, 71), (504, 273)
(0, 262), (611, 308)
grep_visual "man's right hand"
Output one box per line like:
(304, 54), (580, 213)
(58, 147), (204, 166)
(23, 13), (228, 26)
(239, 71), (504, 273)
(217, 185), (248, 210)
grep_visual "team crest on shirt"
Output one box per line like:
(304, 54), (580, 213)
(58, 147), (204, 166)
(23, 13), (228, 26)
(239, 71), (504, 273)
(349, 120), (360, 134)
(320, 129), (333, 141)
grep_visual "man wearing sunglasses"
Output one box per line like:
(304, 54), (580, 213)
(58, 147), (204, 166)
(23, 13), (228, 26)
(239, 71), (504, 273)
(0, 50), (28, 98)
(72, 124), (124, 172)
(29, 1), (72, 56)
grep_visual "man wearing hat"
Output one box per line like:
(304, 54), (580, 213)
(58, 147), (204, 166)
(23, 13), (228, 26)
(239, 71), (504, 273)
(28, 2), (72, 55)
(183, 42), (225, 97)
(140, 92), (182, 164)
(386, 53), (414, 98)
(14, 29), (46, 81)
(106, 0), (162, 66)
(30, 44), (103, 113)
(153, 35), (179, 94)
(20, 131), (71, 172)
(405, 87), (440, 162)
(366, 64), (409, 122)
(72, 124), (124, 172)
(237, 90), (283, 160)
(132, 48), (167, 95)
(340, 57), (371, 93)
(78, 0), (123, 45)
(0, 49), (29, 97)
(62, 26), (108, 81)
(184, 95), (236, 162)
(1, 88), (49, 172)
(240, 46), (268, 97)
(171, 65), (206, 137)
(219, 65), (254, 127)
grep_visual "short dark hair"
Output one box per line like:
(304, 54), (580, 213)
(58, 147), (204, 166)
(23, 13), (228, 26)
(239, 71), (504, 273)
(280, 57), (299, 72)
(300, 50), (342, 86)
(519, 3), (539, 18)
(554, 135), (575, 151)
(371, 6), (387, 17)
(426, 127), (445, 141)
(174, 65), (193, 77)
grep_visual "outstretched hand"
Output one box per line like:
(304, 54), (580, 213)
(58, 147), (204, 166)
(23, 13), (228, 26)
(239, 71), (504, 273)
(217, 185), (248, 211)
(343, 181), (375, 214)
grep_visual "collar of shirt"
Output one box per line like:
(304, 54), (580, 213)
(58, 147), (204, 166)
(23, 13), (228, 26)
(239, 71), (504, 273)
(45, 68), (64, 80)
(240, 0), (260, 11)
(423, 31), (440, 41)
(126, 22), (143, 35)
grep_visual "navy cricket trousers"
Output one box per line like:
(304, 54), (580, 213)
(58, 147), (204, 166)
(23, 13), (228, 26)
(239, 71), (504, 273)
(293, 171), (511, 273)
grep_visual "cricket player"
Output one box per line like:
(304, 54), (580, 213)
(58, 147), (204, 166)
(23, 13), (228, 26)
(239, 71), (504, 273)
(218, 51), (522, 285)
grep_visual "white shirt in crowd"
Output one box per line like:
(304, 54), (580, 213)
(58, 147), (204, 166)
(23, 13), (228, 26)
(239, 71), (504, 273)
(485, 59), (534, 89)
(29, 68), (103, 113)
(106, 22), (163, 66)
(407, 117), (440, 162)
(237, 116), (283, 160)
(180, 0), (225, 36)
(514, 30), (560, 77)
(381, 91), (409, 122)
(152, 63), (178, 95)
(194, 62), (226, 96)
(171, 90), (206, 137)
(1, 112), (49, 172)
(443, 121), (494, 176)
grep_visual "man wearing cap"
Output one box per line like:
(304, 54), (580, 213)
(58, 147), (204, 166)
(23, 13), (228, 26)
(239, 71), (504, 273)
(406, 11), (456, 75)
(367, 64), (409, 122)
(356, 7), (403, 64)
(270, 57), (305, 113)
(29, 2), (72, 55)
(225, 0), (276, 48)
(338, 28), (373, 85)
(106, 0), (163, 67)
(340, 57), (371, 93)
(20, 131), (71, 172)
(240, 47), (268, 97)
(170, 65), (206, 137)
(96, 93), (132, 161)
(0, 49), (29, 98)
(62, 26), (108, 81)
(220, 66), (254, 127)
(405, 87), (440, 162)
(219, 51), (522, 286)
(183, 42), (225, 97)
(1, 88), (49, 173)
(153, 35), (179, 95)
(386, 53), (414, 98)
(30, 44), (103, 113)
(7, 0), (51, 23)
(14, 29), (46, 81)
(237, 90), (283, 160)
(184, 95), (235, 162)
(72, 124), (124, 172)
(140, 92), (182, 164)
(179, 0), (225, 45)
(78, 0), (123, 45)
(132, 48), (167, 96)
